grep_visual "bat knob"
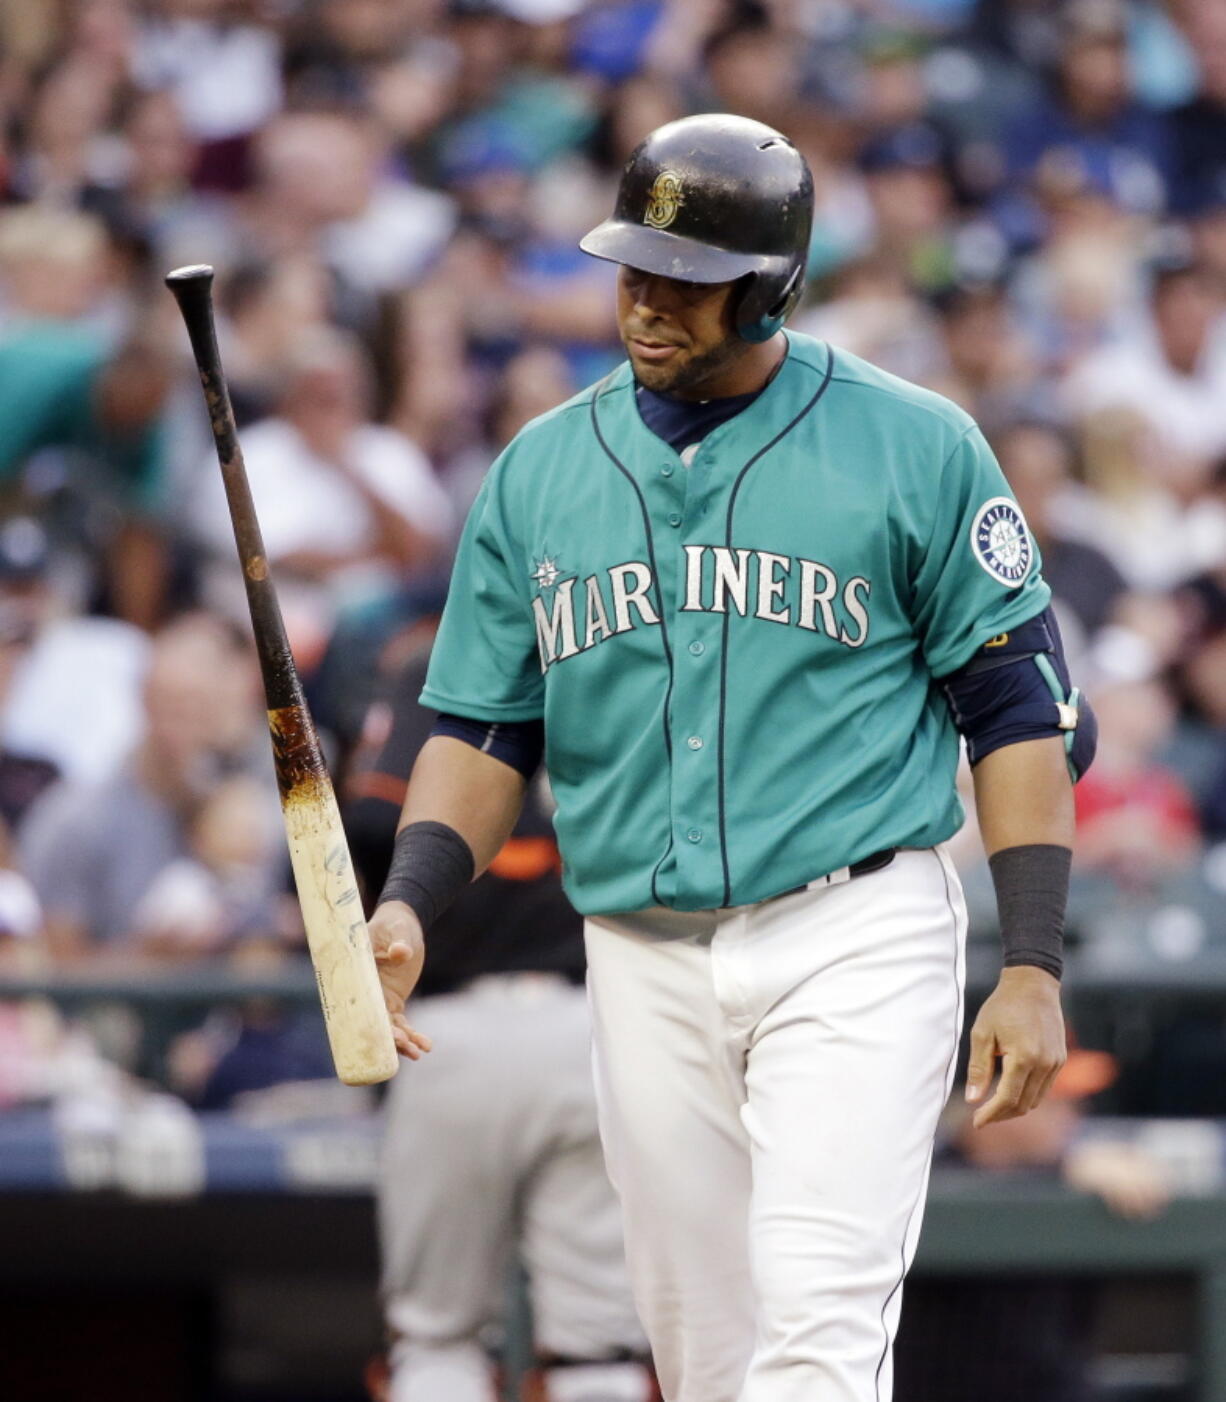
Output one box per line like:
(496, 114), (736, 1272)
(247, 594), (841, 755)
(165, 264), (215, 288)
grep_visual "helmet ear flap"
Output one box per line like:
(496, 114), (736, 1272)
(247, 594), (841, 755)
(735, 262), (805, 343)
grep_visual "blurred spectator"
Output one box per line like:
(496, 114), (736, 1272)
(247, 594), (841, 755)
(245, 109), (455, 315)
(283, 0), (418, 110)
(857, 121), (958, 294)
(1072, 678), (1201, 888)
(1009, 175), (1143, 375)
(130, 774), (287, 960)
(82, 87), (233, 276)
(190, 326), (452, 661)
(179, 995), (337, 1112)
(0, 531), (62, 830)
(443, 342), (576, 516)
(588, 74), (685, 184)
(927, 0), (1058, 155)
(856, 28), (932, 134)
(8, 55), (124, 206)
(0, 517), (150, 786)
(1169, 2), (1226, 214)
(0, 204), (174, 627)
(931, 280), (1039, 431)
(19, 612), (276, 961)
(1062, 254), (1226, 478)
(701, 9), (805, 132)
(795, 256), (942, 385)
(995, 0), (1172, 250)
(132, 0), (284, 190)
(213, 255), (335, 426)
(994, 420), (1127, 646)
(1055, 405), (1204, 593)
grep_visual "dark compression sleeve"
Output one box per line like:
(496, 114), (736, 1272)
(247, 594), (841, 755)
(990, 843), (1071, 980)
(941, 606), (1097, 780)
(431, 713), (545, 779)
(377, 820), (475, 930)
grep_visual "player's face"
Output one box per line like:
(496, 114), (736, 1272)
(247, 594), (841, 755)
(617, 266), (747, 397)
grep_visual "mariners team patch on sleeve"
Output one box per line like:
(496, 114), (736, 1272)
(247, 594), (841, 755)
(969, 497), (1034, 586)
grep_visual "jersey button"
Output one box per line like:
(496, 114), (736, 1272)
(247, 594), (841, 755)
(688, 640), (705, 656)
(686, 828), (703, 843)
(687, 735), (703, 750)
(660, 463), (674, 477)
(667, 512), (682, 527)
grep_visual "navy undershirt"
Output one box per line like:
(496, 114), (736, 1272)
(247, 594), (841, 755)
(635, 382), (764, 454)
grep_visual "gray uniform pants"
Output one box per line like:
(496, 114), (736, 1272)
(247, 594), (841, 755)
(379, 974), (645, 1401)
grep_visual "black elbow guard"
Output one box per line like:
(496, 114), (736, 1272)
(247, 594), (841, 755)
(943, 606), (1096, 781)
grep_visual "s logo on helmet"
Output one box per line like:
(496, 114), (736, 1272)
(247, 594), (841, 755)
(643, 171), (685, 229)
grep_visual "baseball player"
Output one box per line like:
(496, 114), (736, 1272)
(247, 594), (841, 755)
(346, 640), (654, 1402)
(369, 114), (1096, 1402)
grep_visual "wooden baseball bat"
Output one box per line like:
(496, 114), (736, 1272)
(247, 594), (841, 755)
(165, 264), (398, 1087)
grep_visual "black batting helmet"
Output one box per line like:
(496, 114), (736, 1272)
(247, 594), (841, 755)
(580, 113), (814, 343)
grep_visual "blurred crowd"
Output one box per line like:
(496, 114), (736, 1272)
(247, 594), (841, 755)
(0, 0), (1222, 1137)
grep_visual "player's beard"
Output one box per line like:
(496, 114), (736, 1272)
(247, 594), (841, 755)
(629, 333), (746, 398)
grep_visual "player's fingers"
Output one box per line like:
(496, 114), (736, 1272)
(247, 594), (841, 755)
(964, 1019), (997, 1103)
(1028, 1062), (1063, 1113)
(390, 1012), (430, 1059)
(1014, 1038), (1067, 1115)
(394, 1034), (422, 1060)
(972, 1056), (1029, 1128)
(390, 1015), (413, 1054)
(1012, 1065), (1051, 1117)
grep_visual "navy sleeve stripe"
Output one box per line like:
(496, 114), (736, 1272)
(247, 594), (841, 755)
(432, 713), (545, 779)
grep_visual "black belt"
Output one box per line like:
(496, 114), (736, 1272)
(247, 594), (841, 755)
(775, 847), (896, 900)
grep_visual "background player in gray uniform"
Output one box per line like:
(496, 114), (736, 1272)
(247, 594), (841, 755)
(347, 637), (652, 1402)
(368, 115), (1096, 1402)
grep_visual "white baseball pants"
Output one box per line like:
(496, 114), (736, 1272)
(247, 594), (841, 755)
(584, 846), (967, 1402)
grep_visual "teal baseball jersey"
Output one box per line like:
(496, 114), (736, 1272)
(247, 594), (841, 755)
(423, 331), (1050, 914)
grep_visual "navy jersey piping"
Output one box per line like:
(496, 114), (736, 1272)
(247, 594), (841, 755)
(716, 344), (836, 906)
(590, 378), (676, 906)
(873, 850), (964, 1399)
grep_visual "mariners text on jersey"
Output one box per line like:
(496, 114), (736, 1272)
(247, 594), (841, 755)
(423, 331), (1050, 916)
(531, 548), (872, 670)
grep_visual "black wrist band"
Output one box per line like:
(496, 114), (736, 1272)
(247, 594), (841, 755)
(988, 843), (1071, 981)
(377, 820), (475, 931)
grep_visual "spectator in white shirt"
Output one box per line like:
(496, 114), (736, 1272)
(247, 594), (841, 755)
(192, 327), (452, 660)
(247, 110), (455, 302)
(1062, 255), (1226, 475)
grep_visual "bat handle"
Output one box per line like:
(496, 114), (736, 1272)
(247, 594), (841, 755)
(165, 265), (243, 467)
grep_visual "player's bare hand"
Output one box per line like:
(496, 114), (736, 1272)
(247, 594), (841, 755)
(368, 900), (432, 1061)
(965, 965), (1065, 1128)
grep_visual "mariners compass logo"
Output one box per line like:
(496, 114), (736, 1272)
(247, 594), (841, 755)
(643, 170), (685, 230)
(530, 554), (565, 591)
(970, 497), (1033, 586)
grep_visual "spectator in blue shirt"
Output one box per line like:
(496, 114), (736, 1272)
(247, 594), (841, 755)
(995, 0), (1173, 250)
